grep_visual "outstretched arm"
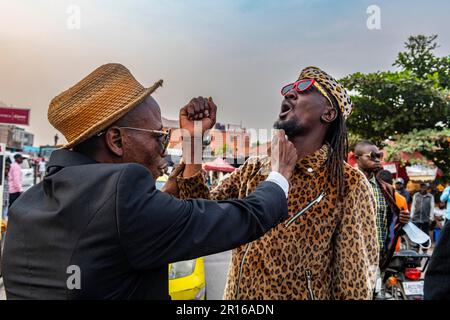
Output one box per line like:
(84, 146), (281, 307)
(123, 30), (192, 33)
(117, 164), (288, 270)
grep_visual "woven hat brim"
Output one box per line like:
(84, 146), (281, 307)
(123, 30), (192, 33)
(62, 80), (163, 149)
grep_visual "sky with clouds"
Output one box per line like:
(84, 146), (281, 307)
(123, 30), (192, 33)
(0, 0), (449, 145)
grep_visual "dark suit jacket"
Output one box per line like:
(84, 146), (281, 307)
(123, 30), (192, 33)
(1, 149), (288, 300)
(425, 222), (450, 299)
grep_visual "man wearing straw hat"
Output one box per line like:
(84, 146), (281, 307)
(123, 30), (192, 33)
(1, 63), (298, 300)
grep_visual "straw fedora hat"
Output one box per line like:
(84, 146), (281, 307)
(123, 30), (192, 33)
(48, 63), (163, 149)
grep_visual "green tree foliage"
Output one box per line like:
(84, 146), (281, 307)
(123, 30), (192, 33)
(394, 35), (450, 88)
(384, 129), (450, 182)
(341, 35), (450, 180)
(342, 70), (448, 142)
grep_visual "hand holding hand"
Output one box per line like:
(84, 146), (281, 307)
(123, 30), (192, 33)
(161, 162), (186, 197)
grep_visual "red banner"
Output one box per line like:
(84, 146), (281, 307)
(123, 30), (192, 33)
(0, 107), (30, 125)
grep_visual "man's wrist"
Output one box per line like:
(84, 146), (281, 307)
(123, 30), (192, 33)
(266, 171), (289, 198)
(182, 137), (204, 164)
(181, 137), (204, 149)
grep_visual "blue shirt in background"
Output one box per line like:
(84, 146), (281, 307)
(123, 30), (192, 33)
(441, 186), (450, 220)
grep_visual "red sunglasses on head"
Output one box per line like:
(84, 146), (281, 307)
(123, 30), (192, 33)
(281, 79), (315, 96)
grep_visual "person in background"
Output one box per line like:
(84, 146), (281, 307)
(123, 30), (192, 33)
(8, 154), (23, 207)
(38, 158), (46, 181)
(425, 186), (450, 299)
(1, 161), (11, 240)
(377, 169), (409, 252)
(430, 202), (446, 243)
(410, 182), (435, 254)
(394, 177), (411, 209)
(377, 170), (409, 213)
(355, 141), (410, 266)
(440, 183), (450, 226)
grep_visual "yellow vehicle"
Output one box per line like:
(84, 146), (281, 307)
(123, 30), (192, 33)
(1, 217), (5, 277)
(169, 258), (206, 300)
(156, 175), (207, 300)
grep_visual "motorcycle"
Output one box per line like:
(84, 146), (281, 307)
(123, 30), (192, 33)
(374, 219), (432, 300)
(375, 249), (430, 300)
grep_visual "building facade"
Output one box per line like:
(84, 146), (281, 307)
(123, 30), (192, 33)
(0, 124), (34, 150)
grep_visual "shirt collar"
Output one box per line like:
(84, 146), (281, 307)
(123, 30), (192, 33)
(48, 149), (97, 170)
(370, 175), (377, 184)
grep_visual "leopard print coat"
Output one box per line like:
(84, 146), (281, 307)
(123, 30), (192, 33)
(177, 145), (379, 300)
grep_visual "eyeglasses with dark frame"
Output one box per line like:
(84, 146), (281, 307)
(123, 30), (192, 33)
(97, 127), (172, 153)
(359, 151), (383, 161)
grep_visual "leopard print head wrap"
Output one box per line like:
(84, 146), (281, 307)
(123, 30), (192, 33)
(298, 66), (353, 119)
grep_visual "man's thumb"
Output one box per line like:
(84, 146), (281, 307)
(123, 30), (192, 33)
(170, 162), (186, 178)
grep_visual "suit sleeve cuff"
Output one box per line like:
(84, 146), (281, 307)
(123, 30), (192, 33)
(266, 171), (289, 198)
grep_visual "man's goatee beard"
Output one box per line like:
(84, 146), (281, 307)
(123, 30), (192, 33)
(273, 119), (302, 138)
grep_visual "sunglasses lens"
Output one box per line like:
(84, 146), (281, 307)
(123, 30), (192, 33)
(297, 79), (313, 91)
(281, 84), (294, 95)
(371, 152), (382, 159)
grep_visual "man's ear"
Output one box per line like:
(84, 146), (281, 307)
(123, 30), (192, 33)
(105, 127), (124, 157)
(321, 106), (337, 123)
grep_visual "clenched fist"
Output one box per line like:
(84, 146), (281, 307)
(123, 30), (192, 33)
(271, 129), (298, 181)
(179, 97), (217, 137)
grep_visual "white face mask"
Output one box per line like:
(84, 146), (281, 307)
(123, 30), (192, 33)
(403, 222), (431, 249)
